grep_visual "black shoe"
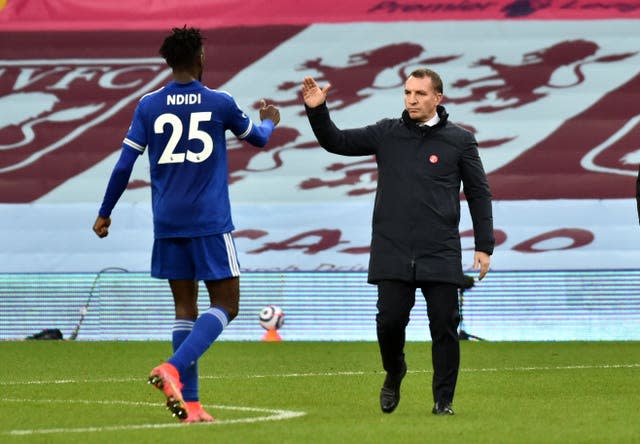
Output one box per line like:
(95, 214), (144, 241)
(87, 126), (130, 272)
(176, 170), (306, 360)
(432, 402), (454, 415)
(379, 362), (407, 414)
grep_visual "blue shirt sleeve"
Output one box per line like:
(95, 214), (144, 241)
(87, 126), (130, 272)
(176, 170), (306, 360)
(123, 102), (147, 153)
(224, 94), (275, 147)
(243, 119), (275, 147)
(98, 146), (140, 217)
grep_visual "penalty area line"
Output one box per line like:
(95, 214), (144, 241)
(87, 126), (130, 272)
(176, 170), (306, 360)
(0, 398), (306, 436)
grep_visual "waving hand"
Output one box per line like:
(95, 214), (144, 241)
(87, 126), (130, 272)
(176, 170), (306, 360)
(302, 76), (331, 108)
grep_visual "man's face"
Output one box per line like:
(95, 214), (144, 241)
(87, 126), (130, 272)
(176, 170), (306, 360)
(404, 75), (443, 122)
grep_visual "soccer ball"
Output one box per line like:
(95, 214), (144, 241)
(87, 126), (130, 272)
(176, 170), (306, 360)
(258, 305), (284, 331)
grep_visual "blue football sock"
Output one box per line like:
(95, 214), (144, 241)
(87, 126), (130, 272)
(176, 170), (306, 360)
(169, 306), (229, 379)
(172, 319), (198, 402)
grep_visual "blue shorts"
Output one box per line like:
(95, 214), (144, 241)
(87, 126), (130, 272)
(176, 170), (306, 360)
(151, 232), (241, 280)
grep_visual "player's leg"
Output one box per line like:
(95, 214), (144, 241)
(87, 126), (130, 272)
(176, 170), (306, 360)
(148, 238), (196, 420)
(165, 232), (240, 422)
(421, 282), (460, 415)
(169, 280), (199, 409)
(168, 233), (238, 368)
(376, 280), (415, 413)
(168, 281), (235, 375)
(167, 279), (223, 423)
(204, 277), (239, 321)
(201, 231), (240, 325)
(178, 276), (239, 422)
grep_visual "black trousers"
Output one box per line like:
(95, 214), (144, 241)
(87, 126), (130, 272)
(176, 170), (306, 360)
(376, 279), (460, 404)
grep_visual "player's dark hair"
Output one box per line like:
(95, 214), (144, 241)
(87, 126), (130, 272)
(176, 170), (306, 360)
(409, 68), (443, 94)
(159, 26), (204, 70)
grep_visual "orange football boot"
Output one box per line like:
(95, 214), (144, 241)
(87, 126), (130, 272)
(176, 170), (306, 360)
(148, 363), (187, 420)
(182, 401), (215, 423)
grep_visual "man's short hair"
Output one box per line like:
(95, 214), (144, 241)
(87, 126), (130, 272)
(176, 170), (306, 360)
(408, 68), (443, 94)
(159, 26), (204, 70)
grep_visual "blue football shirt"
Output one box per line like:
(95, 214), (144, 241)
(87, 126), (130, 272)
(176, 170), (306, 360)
(123, 80), (258, 238)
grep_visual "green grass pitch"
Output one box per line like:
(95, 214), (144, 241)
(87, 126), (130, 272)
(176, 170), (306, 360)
(0, 341), (638, 443)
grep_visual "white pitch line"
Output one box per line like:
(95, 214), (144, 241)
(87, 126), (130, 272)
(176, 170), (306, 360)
(1, 398), (306, 436)
(461, 363), (640, 372)
(0, 363), (638, 387)
(2, 363), (639, 435)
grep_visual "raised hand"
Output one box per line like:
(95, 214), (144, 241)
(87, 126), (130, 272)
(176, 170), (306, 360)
(258, 100), (280, 126)
(302, 76), (331, 108)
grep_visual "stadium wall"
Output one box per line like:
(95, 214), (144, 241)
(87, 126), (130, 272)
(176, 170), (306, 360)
(2, 270), (640, 341)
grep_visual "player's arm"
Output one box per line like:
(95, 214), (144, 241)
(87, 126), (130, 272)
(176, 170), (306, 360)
(246, 99), (280, 146)
(228, 96), (280, 148)
(243, 119), (275, 148)
(93, 146), (140, 238)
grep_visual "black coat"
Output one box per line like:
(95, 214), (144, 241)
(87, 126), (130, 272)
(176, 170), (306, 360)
(306, 103), (494, 286)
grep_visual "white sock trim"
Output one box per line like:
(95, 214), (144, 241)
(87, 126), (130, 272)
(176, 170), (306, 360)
(205, 307), (229, 329)
(172, 319), (195, 332)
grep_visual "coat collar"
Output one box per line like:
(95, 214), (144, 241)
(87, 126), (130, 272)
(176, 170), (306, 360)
(401, 105), (449, 132)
